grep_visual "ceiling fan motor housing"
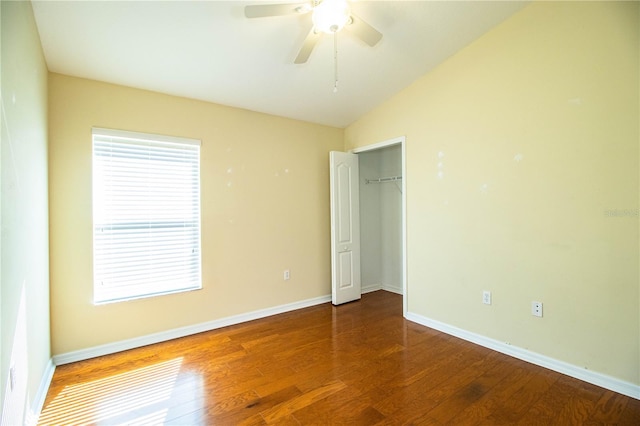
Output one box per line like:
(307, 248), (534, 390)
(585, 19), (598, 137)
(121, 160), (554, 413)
(312, 0), (351, 34)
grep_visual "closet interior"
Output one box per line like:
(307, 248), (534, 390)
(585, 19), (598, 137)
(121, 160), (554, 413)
(358, 144), (403, 295)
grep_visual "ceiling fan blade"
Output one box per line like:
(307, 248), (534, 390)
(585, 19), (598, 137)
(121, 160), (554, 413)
(294, 26), (321, 64)
(345, 13), (382, 47)
(244, 3), (309, 19)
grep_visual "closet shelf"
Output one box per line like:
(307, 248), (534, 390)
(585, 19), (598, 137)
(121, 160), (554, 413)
(365, 175), (402, 184)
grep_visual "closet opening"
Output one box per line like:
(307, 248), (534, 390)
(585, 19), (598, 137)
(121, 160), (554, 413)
(352, 137), (406, 315)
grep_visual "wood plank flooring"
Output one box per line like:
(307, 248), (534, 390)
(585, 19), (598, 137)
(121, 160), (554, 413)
(38, 291), (640, 425)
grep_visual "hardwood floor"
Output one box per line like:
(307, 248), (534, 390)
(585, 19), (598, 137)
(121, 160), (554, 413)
(39, 291), (639, 425)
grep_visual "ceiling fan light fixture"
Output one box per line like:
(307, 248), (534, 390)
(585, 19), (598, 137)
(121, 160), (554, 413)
(312, 0), (351, 34)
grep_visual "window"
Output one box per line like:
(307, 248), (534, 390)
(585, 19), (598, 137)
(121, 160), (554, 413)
(92, 128), (202, 304)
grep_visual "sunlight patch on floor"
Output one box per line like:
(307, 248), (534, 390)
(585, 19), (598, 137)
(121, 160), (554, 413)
(38, 358), (184, 425)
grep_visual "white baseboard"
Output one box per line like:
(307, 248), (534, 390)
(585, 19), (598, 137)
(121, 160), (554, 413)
(53, 294), (332, 365)
(405, 311), (640, 400)
(361, 283), (382, 294)
(27, 358), (55, 426)
(382, 283), (403, 295)
(362, 283), (403, 295)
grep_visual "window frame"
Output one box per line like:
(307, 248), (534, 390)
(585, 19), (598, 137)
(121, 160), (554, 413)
(91, 127), (202, 304)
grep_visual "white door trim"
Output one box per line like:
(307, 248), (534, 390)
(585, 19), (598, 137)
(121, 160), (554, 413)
(350, 136), (407, 317)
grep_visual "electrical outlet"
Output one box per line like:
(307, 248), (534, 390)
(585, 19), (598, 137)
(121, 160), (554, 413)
(532, 301), (543, 317)
(283, 270), (290, 281)
(482, 291), (491, 305)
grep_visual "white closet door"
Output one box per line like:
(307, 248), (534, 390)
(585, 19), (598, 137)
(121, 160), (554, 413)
(330, 151), (361, 305)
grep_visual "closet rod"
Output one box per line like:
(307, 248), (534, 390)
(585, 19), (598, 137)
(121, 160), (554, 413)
(365, 175), (402, 184)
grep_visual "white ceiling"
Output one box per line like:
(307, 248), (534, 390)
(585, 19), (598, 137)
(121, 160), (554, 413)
(32, 0), (528, 128)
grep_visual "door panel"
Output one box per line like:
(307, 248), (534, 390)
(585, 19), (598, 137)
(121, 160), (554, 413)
(330, 151), (361, 305)
(337, 163), (352, 243)
(339, 252), (353, 288)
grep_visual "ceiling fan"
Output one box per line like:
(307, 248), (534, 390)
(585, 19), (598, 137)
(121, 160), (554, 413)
(244, 0), (383, 64)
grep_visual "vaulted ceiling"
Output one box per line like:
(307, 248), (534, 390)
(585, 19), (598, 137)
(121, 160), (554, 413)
(32, 1), (528, 128)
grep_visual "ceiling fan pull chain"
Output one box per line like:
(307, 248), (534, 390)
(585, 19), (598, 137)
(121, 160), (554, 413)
(333, 31), (339, 93)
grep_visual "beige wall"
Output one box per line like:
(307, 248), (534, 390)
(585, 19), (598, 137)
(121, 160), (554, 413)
(49, 73), (343, 355)
(1, 1), (51, 422)
(346, 1), (639, 385)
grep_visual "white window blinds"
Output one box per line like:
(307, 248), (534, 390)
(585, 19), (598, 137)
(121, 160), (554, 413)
(92, 128), (202, 304)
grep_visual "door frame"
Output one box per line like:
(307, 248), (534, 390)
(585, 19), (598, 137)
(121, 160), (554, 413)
(350, 136), (407, 317)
